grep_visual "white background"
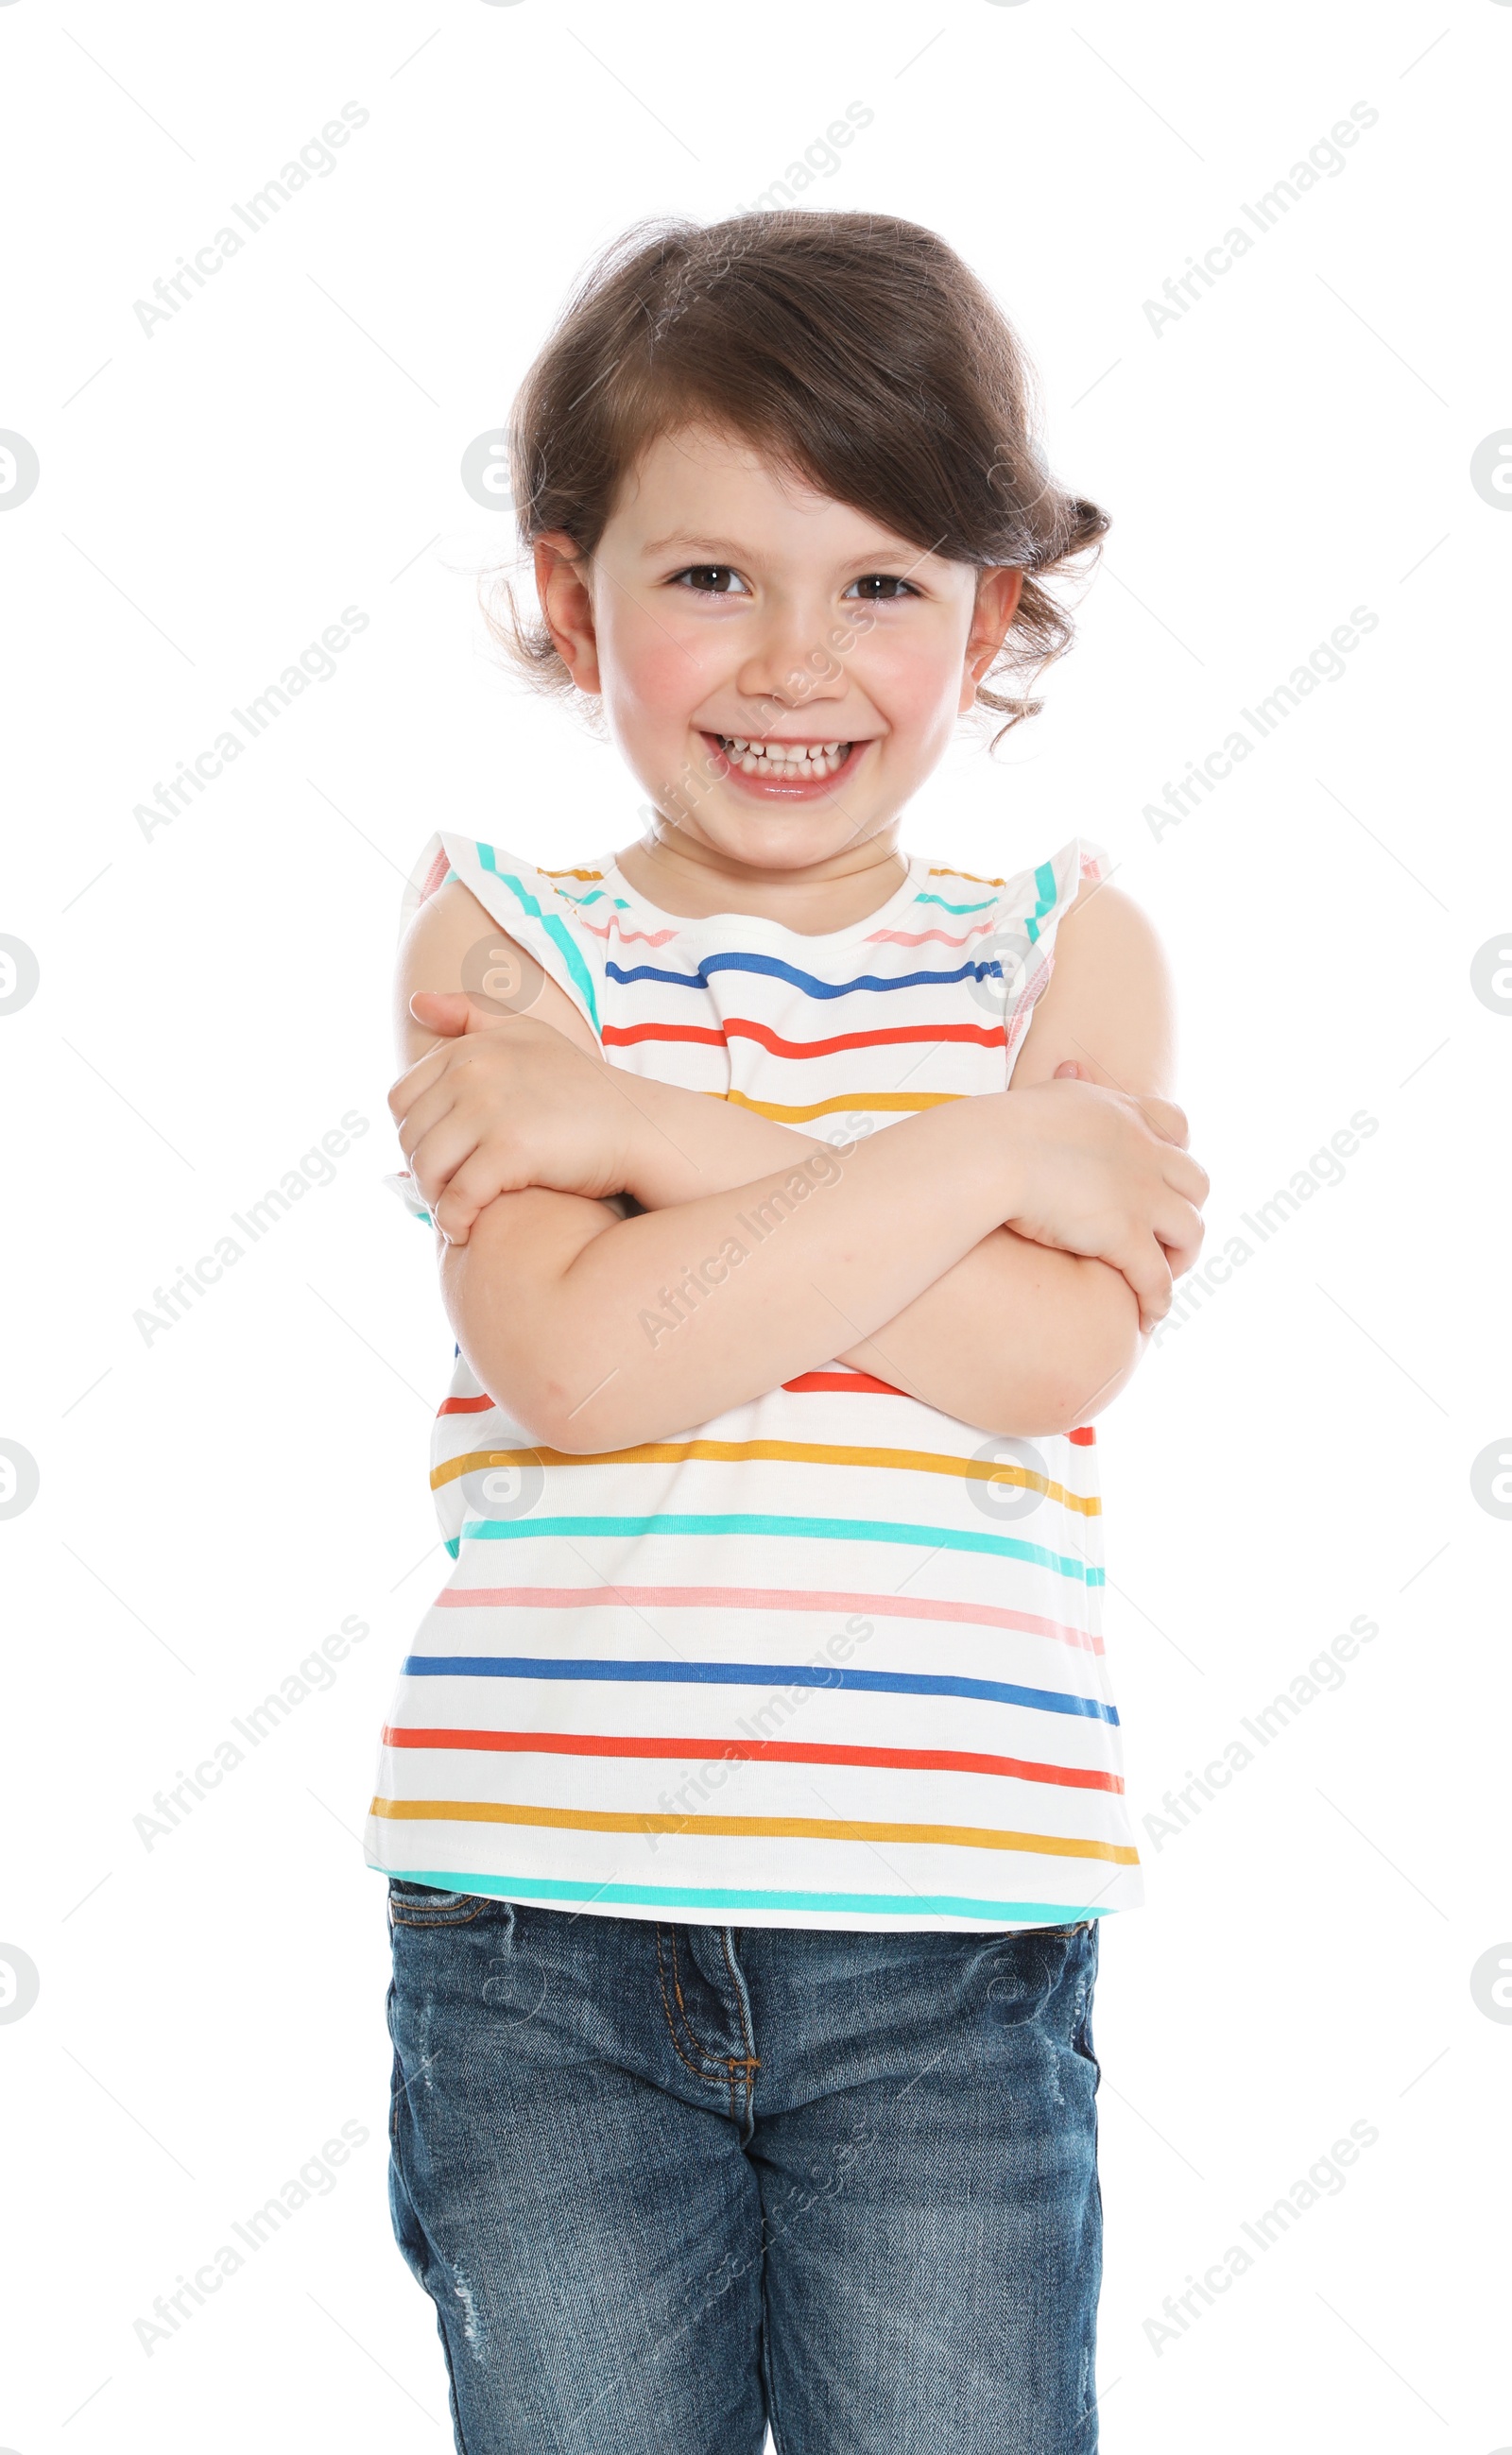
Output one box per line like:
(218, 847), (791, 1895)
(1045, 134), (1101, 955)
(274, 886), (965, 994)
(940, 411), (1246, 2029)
(1, 0), (1508, 2446)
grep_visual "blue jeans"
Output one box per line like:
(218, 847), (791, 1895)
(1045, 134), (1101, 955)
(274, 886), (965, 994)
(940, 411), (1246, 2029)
(387, 1886), (1103, 2453)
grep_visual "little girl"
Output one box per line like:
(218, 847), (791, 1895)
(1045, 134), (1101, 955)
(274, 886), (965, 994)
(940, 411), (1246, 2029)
(370, 213), (1207, 2454)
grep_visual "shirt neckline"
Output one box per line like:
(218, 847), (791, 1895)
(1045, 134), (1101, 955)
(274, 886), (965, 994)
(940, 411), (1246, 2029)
(591, 850), (929, 949)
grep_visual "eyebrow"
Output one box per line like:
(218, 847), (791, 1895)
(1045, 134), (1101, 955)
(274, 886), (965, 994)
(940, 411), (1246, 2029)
(639, 531), (932, 568)
(640, 534), (755, 559)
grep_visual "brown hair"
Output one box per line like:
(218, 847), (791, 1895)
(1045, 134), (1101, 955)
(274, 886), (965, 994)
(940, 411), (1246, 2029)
(487, 211), (1108, 742)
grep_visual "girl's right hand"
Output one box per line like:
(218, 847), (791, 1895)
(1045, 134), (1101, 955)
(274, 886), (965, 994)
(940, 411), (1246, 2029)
(998, 1063), (1209, 1331)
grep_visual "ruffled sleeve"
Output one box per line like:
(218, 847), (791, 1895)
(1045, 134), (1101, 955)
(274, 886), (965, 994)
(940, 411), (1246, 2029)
(992, 836), (1111, 1079)
(401, 832), (608, 1040)
(387, 832), (611, 1226)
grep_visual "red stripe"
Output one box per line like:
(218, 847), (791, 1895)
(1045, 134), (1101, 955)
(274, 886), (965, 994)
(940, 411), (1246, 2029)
(602, 1021), (729, 1048)
(601, 1017), (1006, 1058)
(1068, 1426), (1096, 1446)
(382, 1725), (1122, 1792)
(445, 1382), (1080, 1419)
(782, 1369), (906, 1396)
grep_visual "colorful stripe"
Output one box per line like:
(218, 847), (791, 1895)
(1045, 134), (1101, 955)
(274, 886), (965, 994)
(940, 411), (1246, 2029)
(382, 1866), (1111, 1922)
(384, 1725), (1124, 1790)
(375, 830), (1134, 1933)
(431, 1586), (1104, 1654)
(606, 950), (1012, 1000)
(722, 1088), (963, 1122)
(476, 846), (603, 1036)
(433, 1438), (1100, 1517)
(371, 1794), (1140, 1863)
(399, 1656), (1117, 1724)
(599, 1015), (1006, 1056)
(455, 1514), (1104, 1586)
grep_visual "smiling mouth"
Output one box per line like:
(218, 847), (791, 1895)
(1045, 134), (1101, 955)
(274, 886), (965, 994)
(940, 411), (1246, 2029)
(712, 734), (854, 780)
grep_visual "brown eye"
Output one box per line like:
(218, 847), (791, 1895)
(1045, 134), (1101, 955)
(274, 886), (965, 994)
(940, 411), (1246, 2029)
(845, 574), (919, 602)
(671, 565), (747, 595)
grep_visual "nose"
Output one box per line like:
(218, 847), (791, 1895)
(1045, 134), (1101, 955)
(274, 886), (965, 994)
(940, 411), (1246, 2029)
(734, 595), (850, 730)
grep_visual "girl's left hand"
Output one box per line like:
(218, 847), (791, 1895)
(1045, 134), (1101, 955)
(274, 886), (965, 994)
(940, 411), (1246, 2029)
(388, 995), (642, 1244)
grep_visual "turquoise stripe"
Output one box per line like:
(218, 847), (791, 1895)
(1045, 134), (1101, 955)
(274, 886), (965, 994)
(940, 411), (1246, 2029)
(458, 1511), (1102, 1586)
(1023, 859), (1058, 947)
(377, 1864), (1113, 1921)
(473, 844), (602, 1035)
(914, 892), (997, 915)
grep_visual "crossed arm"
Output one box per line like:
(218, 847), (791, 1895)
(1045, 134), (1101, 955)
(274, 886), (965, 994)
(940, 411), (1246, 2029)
(389, 877), (1207, 1451)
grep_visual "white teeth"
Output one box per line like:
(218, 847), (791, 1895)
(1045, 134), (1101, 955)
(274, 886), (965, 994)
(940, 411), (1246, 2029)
(717, 733), (850, 779)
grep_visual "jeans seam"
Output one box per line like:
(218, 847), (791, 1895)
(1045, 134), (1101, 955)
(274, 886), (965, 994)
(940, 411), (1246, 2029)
(718, 1926), (761, 2125)
(389, 1897), (492, 1929)
(654, 1925), (729, 2087)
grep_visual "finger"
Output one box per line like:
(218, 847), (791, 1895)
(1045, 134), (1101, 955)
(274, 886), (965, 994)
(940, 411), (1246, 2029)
(1151, 1196), (1207, 1279)
(432, 1152), (533, 1245)
(1160, 1146), (1210, 1207)
(391, 1072), (467, 1161)
(387, 1038), (459, 1121)
(408, 988), (474, 1037)
(1114, 1234), (1174, 1332)
(407, 1117), (485, 1209)
(1136, 1095), (1190, 1149)
(1053, 1060), (1088, 1080)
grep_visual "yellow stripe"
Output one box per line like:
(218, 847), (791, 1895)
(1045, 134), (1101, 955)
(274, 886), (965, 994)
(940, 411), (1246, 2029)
(926, 865), (1006, 887)
(369, 1796), (1138, 1864)
(434, 1437), (1099, 1516)
(538, 865), (606, 881)
(721, 1088), (963, 1122)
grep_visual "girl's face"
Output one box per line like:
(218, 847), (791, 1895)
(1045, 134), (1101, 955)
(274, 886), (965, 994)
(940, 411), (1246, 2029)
(534, 426), (1022, 879)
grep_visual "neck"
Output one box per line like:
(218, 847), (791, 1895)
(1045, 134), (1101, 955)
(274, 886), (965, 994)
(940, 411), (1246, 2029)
(619, 825), (908, 933)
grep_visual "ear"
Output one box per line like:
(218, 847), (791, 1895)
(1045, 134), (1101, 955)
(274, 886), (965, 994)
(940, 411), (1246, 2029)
(959, 567), (1025, 712)
(534, 530), (602, 695)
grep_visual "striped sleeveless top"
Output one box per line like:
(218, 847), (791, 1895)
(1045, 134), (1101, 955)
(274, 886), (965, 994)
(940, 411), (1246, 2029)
(365, 832), (1143, 1931)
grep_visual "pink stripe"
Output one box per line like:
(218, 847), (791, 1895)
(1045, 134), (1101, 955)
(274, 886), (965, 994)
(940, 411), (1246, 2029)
(433, 1583), (1103, 1655)
(577, 917), (681, 947)
(864, 921), (998, 949)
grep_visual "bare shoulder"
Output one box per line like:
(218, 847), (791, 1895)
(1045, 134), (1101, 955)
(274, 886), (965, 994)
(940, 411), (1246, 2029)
(393, 876), (597, 1068)
(1012, 878), (1177, 1093)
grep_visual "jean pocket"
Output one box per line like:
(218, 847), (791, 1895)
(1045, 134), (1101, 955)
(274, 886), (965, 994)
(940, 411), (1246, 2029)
(387, 1878), (495, 1929)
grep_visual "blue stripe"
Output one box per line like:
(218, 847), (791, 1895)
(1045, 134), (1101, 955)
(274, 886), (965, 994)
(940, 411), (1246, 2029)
(398, 1653), (1118, 1724)
(606, 949), (1006, 1001)
(457, 1511), (1102, 1586)
(1023, 859), (1059, 948)
(377, 1865), (1113, 1921)
(474, 847), (602, 1035)
(914, 892), (997, 915)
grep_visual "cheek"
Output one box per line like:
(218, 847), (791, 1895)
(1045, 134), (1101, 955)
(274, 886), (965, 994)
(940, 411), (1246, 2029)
(855, 625), (964, 747)
(598, 601), (715, 734)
